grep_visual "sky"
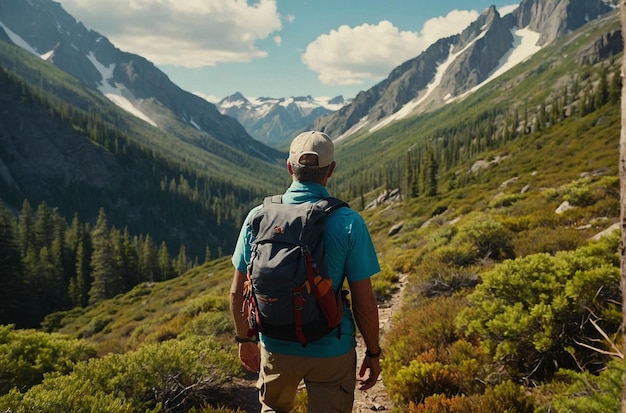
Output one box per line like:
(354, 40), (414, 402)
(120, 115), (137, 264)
(57, 0), (519, 102)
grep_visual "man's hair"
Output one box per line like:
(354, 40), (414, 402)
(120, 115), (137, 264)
(290, 162), (331, 183)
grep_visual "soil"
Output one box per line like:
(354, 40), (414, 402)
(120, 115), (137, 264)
(223, 274), (407, 412)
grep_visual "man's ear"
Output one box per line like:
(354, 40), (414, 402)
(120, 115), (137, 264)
(287, 160), (294, 175)
(327, 161), (336, 177)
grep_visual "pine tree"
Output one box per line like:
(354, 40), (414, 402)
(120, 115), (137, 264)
(139, 235), (158, 282)
(158, 241), (174, 280)
(609, 65), (621, 105)
(0, 201), (27, 326)
(594, 66), (609, 109)
(204, 245), (212, 263)
(34, 201), (54, 252)
(421, 146), (439, 197)
(174, 245), (190, 275)
(18, 199), (35, 256)
(88, 209), (116, 305)
(69, 238), (90, 307)
(120, 228), (140, 288)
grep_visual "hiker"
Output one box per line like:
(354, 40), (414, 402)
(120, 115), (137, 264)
(230, 130), (381, 412)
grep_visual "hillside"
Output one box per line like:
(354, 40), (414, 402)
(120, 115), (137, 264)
(0, 6), (622, 411)
(0, 37), (287, 260)
(326, 9), (622, 205)
(313, 0), (614, 140)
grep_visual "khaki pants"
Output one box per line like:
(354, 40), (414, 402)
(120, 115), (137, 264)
(257, 346), (357, 413)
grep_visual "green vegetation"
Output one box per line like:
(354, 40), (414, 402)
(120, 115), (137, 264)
(0, 41), (286, 265)
(0, 9), (623, 413)
(0, 260), (247, 412)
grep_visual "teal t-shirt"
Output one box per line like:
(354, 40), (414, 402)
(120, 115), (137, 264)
(231, 181), (381, 357)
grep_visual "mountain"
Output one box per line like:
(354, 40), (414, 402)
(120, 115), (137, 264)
(0, 1), (622, 410)
(0, 0), (283, 163)
(0, 0), (288, 261)
(313, 0), (615, 140)
(8, 9), (623, 410)
(215, 93), (347, 148)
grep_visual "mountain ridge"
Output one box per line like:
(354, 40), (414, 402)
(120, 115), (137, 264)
(0, 0), (284, 163)
(313, 0), (614, 140)
(215, 93), (347, 148)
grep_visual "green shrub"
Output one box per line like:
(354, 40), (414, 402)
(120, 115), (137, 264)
(512, 226), (586, 257)
(0, 325), (96, 394)
(409, 381), (533, 413)
(536, 359), (623, 413)
(455, 216), (515, 261)
(383, 296), (492, 406)
(1, 337), (240, 412)
(456, 233), (620, 380)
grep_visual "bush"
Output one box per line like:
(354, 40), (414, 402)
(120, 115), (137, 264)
(545, 359), (623, 413)
(384, 296), (492, 406)
(408, 381), (533, 413)
(512, 226), (586, 257)
(456, 233), (621, 380)
(0, 325), (96, 394)
(1, 337), (240, 412)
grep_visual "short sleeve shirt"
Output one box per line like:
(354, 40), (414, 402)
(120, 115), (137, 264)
(231, 181), (381, 357)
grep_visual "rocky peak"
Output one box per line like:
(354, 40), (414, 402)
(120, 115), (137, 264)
(514, 0), (613, 45)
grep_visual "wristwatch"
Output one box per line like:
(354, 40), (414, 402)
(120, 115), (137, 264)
(365, 347), (382, 358)
(234, 335), (257, 343)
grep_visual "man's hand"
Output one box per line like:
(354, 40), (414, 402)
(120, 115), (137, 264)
(358, 355), (381, 390)
(238, 342), (261, 373)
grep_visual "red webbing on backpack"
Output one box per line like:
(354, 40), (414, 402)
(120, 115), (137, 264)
(292, 286), (307, 345)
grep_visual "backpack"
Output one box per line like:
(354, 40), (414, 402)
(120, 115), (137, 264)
(242, 195), (349, 346)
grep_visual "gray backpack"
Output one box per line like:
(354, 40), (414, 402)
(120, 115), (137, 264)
(243, 195), (348, 346)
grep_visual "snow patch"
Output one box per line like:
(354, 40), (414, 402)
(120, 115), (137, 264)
(86, 52), (158, 127)
(0, 19), (54, 59)
(371, 27), (489, 133)
(462, 27), (541, 97)
(368, 24), (541, 134)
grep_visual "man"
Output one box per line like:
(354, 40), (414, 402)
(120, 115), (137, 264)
(230, 130), (382, 412)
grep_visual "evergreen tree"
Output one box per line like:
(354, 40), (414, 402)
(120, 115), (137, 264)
(34, 201), (54, 252)
(594, 66), (609, 109)
(120, 229), (141, 288)
(405, 150), (418, 198)
(158, 241), (174, 280)
(174, 245), (190, 275)
(69, 238), (90, 307)
(139, 235), (159, 282)
(421, 146), (439, 197)
(0, 201), (27, 326)
(18, 199), (35, 256)
(609, 65), (621, 105)
(88, 209), (116, 305)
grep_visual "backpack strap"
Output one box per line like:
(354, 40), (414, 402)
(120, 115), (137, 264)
(314, 197), (350, 215)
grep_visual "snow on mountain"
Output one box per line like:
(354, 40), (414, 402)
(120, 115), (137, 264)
(215, 93), (347, 147)
(368, 25), (542, 135)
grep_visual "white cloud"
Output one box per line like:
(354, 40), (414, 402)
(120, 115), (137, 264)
(59, 0), (282, 67)
(499, 4), (520, 16)
(420, 10), (479, 45)
(301, 9), (484, 87)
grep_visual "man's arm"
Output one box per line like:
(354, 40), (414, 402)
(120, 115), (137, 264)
(230, 269), (260, 372)
(348, 277), (381, 390)
(230, 269), (251, 337)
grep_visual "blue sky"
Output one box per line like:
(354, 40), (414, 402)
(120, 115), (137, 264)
(58, 0), (517, 101)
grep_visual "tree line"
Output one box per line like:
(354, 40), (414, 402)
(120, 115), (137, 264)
(0, 199), (204, 328)
(331, 60), (620, 204)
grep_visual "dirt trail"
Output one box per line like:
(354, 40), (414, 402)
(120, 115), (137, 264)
(352, 273), (406, 412)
